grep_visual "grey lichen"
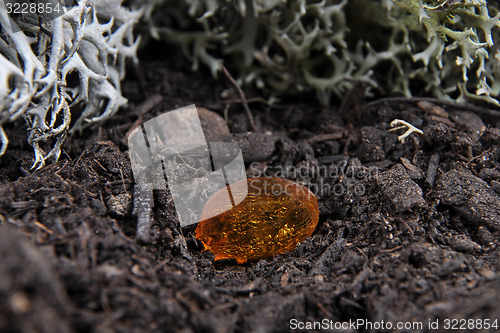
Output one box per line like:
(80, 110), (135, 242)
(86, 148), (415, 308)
(394, 0), (500, 104)
(0, 0), (142, 168)
(146, 0), (500, 106)
(2, 0), (500, 167)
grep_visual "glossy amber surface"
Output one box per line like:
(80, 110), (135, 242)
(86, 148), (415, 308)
(195, 177), (319, 263)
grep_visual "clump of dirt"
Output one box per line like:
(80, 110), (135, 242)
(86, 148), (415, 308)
(0, 49), (499, 332)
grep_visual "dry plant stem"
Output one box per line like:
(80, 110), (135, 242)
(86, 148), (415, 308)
(426, 153), (440, 187)
(220, 64), (257, 132)
(133, 183), (154, 243)
(306, 132), (343, 143)
(134, 94), (164, 116)
(124, 94), (164, 141)
(363, 97), (500, 117)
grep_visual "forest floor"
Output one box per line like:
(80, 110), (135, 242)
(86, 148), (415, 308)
(0, 45), (499, 333)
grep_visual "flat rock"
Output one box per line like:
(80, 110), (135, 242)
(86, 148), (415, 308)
(231, 132), (276, 162)
(450, 111), (486, 138)
(197, 108), (275, 162)
(423, 122), (454, 145)
(198, 107), (231, 142)
(435, 169), (500, 230)
(356, 126), (387, 162)
(376, 164), (425, 212)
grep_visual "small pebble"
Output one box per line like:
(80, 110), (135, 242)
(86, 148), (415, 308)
(435, 170), (500, 230)
(376, 164), (425, 212)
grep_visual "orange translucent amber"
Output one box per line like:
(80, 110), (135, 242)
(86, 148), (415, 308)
(195, 177), (319, 263)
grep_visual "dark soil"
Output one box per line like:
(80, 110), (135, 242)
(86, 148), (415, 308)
(1, 47), (500, 333)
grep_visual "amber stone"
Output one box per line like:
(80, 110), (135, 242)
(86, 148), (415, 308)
(195, 177), (319, 263)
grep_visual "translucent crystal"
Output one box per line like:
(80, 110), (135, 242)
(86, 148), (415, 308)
(196, 177), (319, 264)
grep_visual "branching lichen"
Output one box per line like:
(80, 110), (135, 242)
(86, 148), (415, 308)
(0, 0), (142, 168)
(145, 0), (500, 107)
(395, 0), (500, 105)
(2, 0), (500, 167)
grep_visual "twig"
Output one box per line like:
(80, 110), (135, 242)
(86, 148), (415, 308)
(219, 97), (307, 109)
(119, 168), (129, 196)
(305, 132), (343, 143)
(426, 153), (440, 187)
(220, 64), (257, 131)
(125, 94), (164, 141)
(107, 179), (133, 187)
(34, 221), (54, 234)
(134, 94), (164, 117)
(133, 183), (154, 243)
(362, 97), (500, 117)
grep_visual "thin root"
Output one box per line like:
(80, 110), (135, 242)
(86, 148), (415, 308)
(220, 64), (257, 132)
